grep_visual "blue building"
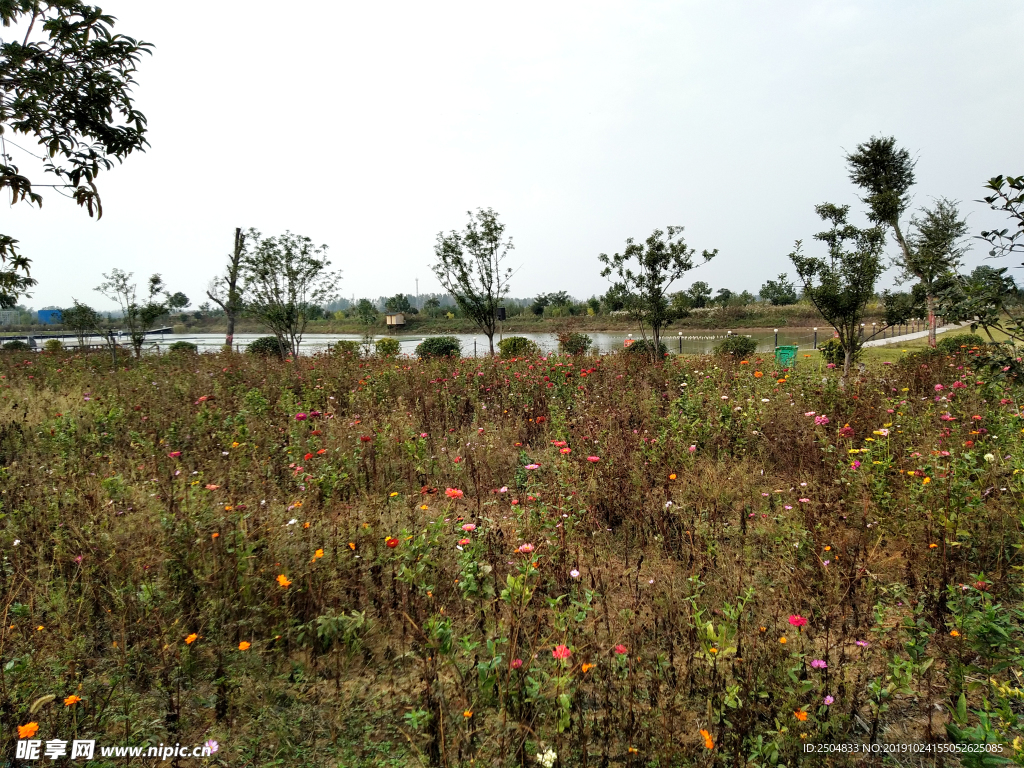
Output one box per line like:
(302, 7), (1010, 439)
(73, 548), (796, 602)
(38, 309), (63, 324)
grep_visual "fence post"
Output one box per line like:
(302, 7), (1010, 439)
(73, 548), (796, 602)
(813, 328), (817, 349)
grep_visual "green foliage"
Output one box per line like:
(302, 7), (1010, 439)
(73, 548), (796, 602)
(789, 203), (884, 374)
(685, 280), (712, 308)
(415, 335), (462, 358)
(432, 208), (513, 355)
(384, 294), (411, 313)
(61, 300), (102, 347)
(246, 335), (285, 358)
(558, 332), (592, 356)
(334, 339), (362, 357)
(375, 337), (401, 357)
(713, 335), (757, 357)
(622, 339), (667, 358)
(759, 273), (798, 306)
(95, 270), (172, 358)
(599, 227), (716, 361)
(43, 338), (63, 352)
(936, 333), (986, 354)
(239, 230), (340, 357)
(817, 337), (859, 366)
(2, 339), (30, 351)
(355, 299), (378, 326)
(497, 336), (539, 358)
(0, 2), (152, 306)
(167, 340), (198, 355)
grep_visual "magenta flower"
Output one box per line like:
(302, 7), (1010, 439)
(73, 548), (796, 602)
(586, 456), (600, 462)
(810, 659), (827, 669)
(295, 412), (308, 421)
(552, 645), (572, 660)
(823, 695), (834, 706)
(788, 614), (808, 628)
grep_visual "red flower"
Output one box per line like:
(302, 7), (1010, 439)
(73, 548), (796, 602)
(552, 644), (571, 660)
(167, 451), (182, 459)
(613, 644), (628, 655)
(359, 435), (373, 443)
(385, 537), (399, 548)
(304, 453), (313, 461)
(445, 488), (464, 499)
(788, 614), (808, 627)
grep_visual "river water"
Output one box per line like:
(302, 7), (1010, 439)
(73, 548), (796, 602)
(76, 325), (919, 356)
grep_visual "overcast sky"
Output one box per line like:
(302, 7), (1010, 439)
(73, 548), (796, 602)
(7, 0), (1024, 311)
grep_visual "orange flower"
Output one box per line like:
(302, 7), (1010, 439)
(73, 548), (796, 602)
(313, 548), (324, 559)
(777, 378), (786, 384)
(669, 474), (676, 480)
(238, 641), (251, 651)
(779, 637), (787, 644)
(950, 629), (960, 637)
(582, 663), (595, 673)
(18, 722), (39, 738)
(463, 709), (473, 718)
(754, 371), (763, 378)
(794, 710), (808, 721)
(276, 574), (292, 588)
(185, 633), (198, 645)
(211, 532), (219, 539)
(740, 360), (749, 365)
(64, 695), (82, 707)
(700, 728), (714, 749)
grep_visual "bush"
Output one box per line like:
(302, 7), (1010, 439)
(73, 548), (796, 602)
(818, 337), (861, 366)
(43, 338), (63, 352)
(497, 336), (539, 358)
(334, 340), (362, 357)
(713, 335), (757, 357)
(375, 337), (401, 357)
(168, 341), (198, 355)
(416, 336), (462, 359)
(2, 339), (30, 351)
(246, 336), (285, 358)
(623, 339), (667, 359)
(558, 332), (592, 356)
(936, 333), (986, 354)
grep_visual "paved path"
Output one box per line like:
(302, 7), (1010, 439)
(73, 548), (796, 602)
(862, 323), (968, 348)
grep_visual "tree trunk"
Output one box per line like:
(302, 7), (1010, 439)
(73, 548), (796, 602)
(843, 346), (852, 377)
(487, 333), (494, 356)
(926, 293), (936, 348)
(225, 313), (235, 347)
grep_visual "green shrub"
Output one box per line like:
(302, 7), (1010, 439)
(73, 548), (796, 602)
(713, 335), (757, 357)
(334, 339), (362, 357)
(818, 337), (861, 366)
(246, 336), (285, 358)
(623, 339), (667, 358)
(497, 336), (539, 358)
(43, 338), (63, 352)
(936, 333), (986, 354)
(375, 337), (401, 357)
(168, 341), (198, 355)
(416, 336), (462, 359)
(558, 332), (592, 356)
(2, 339), (30, 351)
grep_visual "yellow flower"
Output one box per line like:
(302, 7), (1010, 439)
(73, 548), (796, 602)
(231, 441), (240, 448)
(390, 492), (399, 497)
(420, 504), (429, 510)
(238, 641), (251, 651)
(185, 633), (198, 645)
(950, 630), (960, 637)
(922, 477), (931, 484)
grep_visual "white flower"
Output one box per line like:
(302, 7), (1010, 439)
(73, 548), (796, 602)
(570, 569), (580, 579)
(536, 747), (558, 768)
(984, 453), (995, 463)
(287, 518), (298, 526)
(12, 539), (20, 546)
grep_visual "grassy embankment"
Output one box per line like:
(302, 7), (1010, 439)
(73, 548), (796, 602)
(1, 342), (1022, 766)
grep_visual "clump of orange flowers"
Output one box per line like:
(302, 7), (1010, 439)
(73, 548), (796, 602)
(18, 722), (39, 738)
(313, 548), (324, 560)
(700, 728), (714, 749)
(238, 641), (251, 651)
(794, 710), (808, 722)
(184, 633), (198, 645)
(276, 574), (292, 588)
(754, 371), (763, 377)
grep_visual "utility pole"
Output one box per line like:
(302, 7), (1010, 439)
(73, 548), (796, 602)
(415, 278), (419, 310)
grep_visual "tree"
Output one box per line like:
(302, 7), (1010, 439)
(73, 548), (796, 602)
(384, 293), (411, 313)
(432, 208), (513, 356)
(423, 297), (441, 317)
(789, 204), (885, 375)
(240, 230), (340, 357)
(759, 273), (798, 305)
(61, 299), (102, 348)
(168, 292), (190, 312)
(685, 280), (713, 308)
(846, 137), (968, 347)
(714, 288), (734, 307)
(207, 228), (247, 345)
(530, 294), (549, 316)
(599, 227), (716, 362)
(0, 2), (152, 307)
(96, 270), (169, 358)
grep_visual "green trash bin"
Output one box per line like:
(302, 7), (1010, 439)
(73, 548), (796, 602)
(774, 345), (799, 367)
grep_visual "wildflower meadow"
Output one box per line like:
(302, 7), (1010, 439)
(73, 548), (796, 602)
(1, 343), (1023, 766)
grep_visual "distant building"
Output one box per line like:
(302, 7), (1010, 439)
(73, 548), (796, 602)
(385, 312), (406, 327)
(38, 309), (63, 324)
(0, 310), (18, 326)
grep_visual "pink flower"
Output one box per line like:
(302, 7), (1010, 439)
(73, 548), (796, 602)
(461, 523), (476, 532)
(458, 538), (470, 546)
(810, 659), (827, 669)
(798, 498), (810, 503)
(823, 695), (834, 705)
(559, 447), (571, 455)
(814, 415), (830, 426)
(295, 412), (308, 421)
(552, 645), (572, 660)
(934, 384), (944, 391)
(516, 543), (535, 555)
(586, 456), (600, 462)
(445, 488), (464, 499)
(511, 658), (523, 669)
(788, 614), (808, 627)
(856, 640), (869, 647)
(613, 644), (628, 655)
(804, 411), (816, 417)
(688, 445), (696, 453)
(524, 463), (540, 470)
(851, 460), (861, 469)
(167, 451), (182, 459)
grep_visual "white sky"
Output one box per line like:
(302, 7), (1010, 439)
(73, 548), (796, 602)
(7, 0), (1024, 311)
